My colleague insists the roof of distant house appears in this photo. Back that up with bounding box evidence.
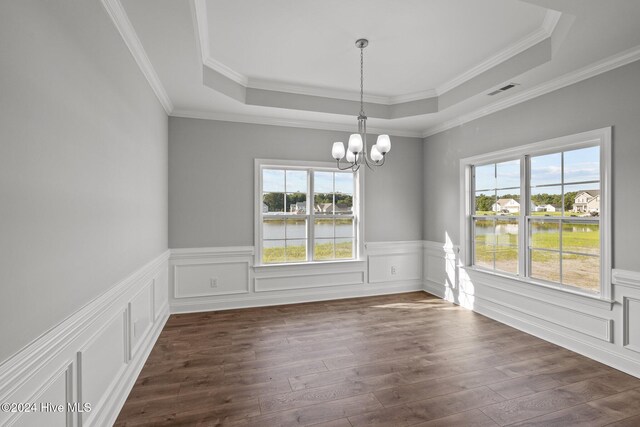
[576,189,600,198]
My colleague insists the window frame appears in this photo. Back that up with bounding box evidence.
[254,159,364,267]
[460,127,612,299]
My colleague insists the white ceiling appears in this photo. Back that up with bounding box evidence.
[205,0,546,97]
[117,0,640,137]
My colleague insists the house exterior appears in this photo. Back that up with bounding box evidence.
[573,190,600,213]
[491,198,520,213]
[543,204,559,212]
[315,203,352,214]
[289,202,306,213]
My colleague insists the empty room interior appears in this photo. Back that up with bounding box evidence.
[3,0,640,426]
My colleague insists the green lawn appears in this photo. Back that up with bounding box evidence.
[263,240,353,263]
[474,222,600,291]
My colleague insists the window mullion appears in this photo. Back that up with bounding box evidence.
[520,155,528,278]
[308,170,314,262]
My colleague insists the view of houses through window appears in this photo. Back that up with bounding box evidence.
[472,145,602,293]
[260,167,356,264]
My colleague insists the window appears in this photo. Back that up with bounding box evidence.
[256,160,360,265]
[462,128,611,297]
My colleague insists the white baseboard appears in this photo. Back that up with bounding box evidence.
[171,280,424,313]
[0,251,170,427]
[423,240,640,379]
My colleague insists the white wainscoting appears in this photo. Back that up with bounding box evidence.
[423,240,640,378]
[169,241,424,313]
[0,251,170,427]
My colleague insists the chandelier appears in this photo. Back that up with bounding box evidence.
[331,39,391,171]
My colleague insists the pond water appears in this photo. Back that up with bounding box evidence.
[474,222,599,235]
[263,219,353,240]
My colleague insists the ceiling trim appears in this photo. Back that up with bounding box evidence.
[435,10,561,95]
[170,109,425,138]
[100,0,173,114]
[192,0,559,105]
[422,44,640,138]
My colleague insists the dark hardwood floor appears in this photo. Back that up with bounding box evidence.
[115,292,640,426]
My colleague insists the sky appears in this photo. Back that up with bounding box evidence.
[263,169,353,194]
[475,146,600,194]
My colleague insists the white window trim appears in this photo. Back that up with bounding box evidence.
[254,158,365,267]
[459,127,612,300]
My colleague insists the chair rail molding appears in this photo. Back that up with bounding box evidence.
[0,250,170,427]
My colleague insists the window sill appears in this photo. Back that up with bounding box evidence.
[253,258,366,272]
[461,266,614,310]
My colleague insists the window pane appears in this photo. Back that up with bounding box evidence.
[495,218,518,274]
[474,242,494,270]
[564,183,600,217]
[475,164,495,191]
[335,218,354,238]
[263,169,285,192]
[495,189,520,216]
[314,218,334,238]
[286,170,307,193]
[564,146,600,184]
[263,192,285,213]
[530,186,562,216]
[335,238,354,259]
[496,219,518,246]
[263,240,285,264]
[495,246,518,274]
[286,239,307,262]
[529,219,559,251]
[496,159,520,189]
[530,250,560,283]
[314,193,333,214]
[562,222,599,255]
[314,171,333,193]
[314,238,334,260]
[334,193,353,215]
[562,254,600,293]
[474,219,495,269]
[335,172,353,195]
[475,218,496,245]
[286,218,306,239]
[286,193,306,214]
[263,218,285,240]
[531,152,561,187]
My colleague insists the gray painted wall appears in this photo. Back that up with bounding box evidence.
[168,118,423,248]
[0,0,168,362]
[423,60,640,271]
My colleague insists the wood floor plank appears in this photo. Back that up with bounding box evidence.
[412,409,499,427]
[480,379,620,425]
[115,292,640,426]
[348,387,504,427]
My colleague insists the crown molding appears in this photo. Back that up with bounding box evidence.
[247,78,392,104]
[435,10,561,96]
[100,0,173,114]
[422,44,640,138]
[191,1,559,106]
[170,109,424,138]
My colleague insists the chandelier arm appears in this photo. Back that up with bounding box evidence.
[336,159,356,171]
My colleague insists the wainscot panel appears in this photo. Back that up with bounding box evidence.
[422,240,640,379]
[169,242,424,313]
[0,251,170,427]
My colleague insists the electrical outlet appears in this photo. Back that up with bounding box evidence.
[391,266,397,275]
[210,278,218,288]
